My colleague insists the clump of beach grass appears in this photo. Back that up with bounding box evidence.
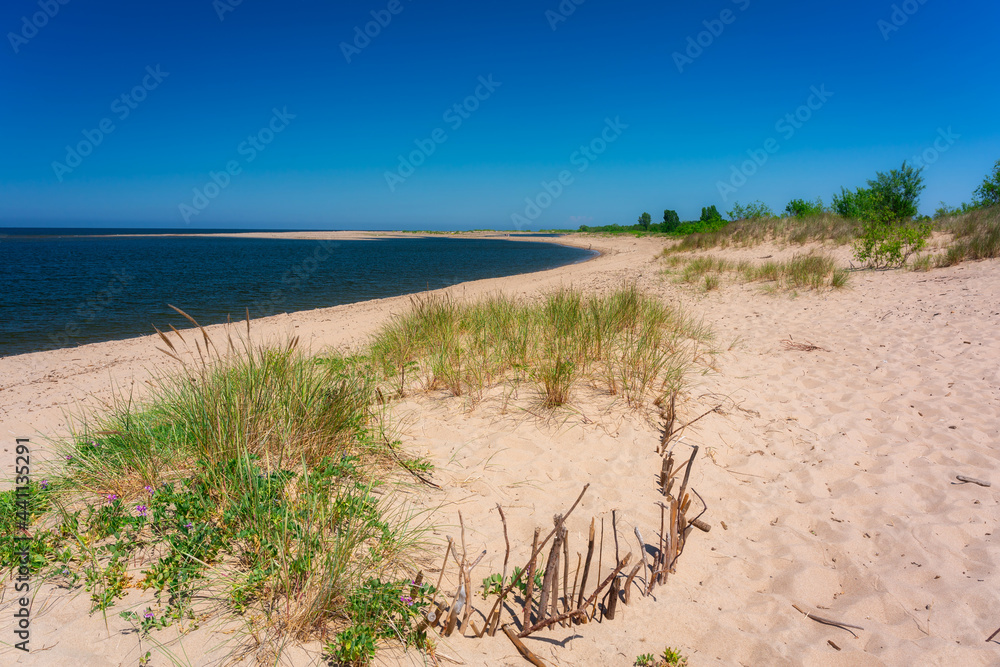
[368,285,712,409]
[3,313,433,663]
[666,252,848,291]
[933,205,1000,266]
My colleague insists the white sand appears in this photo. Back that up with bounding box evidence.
[1,233,998,666]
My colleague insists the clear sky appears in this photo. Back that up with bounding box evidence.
[2,0,998,230]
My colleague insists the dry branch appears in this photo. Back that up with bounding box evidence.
[792,604,865,638]
[502,624,548,667]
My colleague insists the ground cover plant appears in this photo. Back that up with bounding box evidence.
[2,316,432,665]
[665,252,849,291]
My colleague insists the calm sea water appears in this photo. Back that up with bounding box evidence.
[0,230,592,357]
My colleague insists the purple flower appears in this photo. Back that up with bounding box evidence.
[106,493,119,503]
[400,595,414,607]
[143,610,154,620]
[40,480,49,490]
[65,455,73,461]
[184,522,193,529]
[144,485,154,495]
[136,504,149,517]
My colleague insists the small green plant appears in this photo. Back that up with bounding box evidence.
[635,648,689,667]
[703,274,719,291]
[661,646,689,666]
[852,220,931,269]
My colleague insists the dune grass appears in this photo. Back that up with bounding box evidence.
[664,213,861,254]
[666,252,849,291]
[932,205,1000,267]
[368,285,712,409]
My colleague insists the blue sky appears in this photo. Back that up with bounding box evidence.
[1,0,998,229]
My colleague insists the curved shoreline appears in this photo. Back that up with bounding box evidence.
[0,232,601,361]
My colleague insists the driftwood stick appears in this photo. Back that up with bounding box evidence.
[520,553,632,637]
[792,604,865,638]
[986,626,1000,643]
[537,524,561,623]
[561,527,570,616]
[502,624,547,667]
[569,552,581,615]
[481,485,590,631]
[576,518,595,618]
[677,445,698,513]
[634,526,649,590]
[669,496,678,567]
[522,527,541,628]
[623,562,643,605]
[435,538,453,600]
[690,518,712,532]
[605,576,621,620]
[482,504,512,638]
[595,517,604,618]
[498,504,511,580]
[956,475,991,487]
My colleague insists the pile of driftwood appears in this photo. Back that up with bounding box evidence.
[415,440,708,666]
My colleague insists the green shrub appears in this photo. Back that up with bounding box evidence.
[853,220,931,268]
[784,197,825,217]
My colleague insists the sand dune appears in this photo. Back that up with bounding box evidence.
[2,233,998,666]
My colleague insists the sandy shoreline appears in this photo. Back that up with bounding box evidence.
[2,233,999,666]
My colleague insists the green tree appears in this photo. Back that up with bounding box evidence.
[832,162,925,223]
[700,205,722,223]
[662,209,680,231]
[867,161,925,221]
[727,200,774,221]
[972,159,1000,208]
[637,212,652,230]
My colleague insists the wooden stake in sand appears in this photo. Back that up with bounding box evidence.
[522,527,541,628]
[575,518,596,623]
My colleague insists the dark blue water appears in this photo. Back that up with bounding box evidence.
[0,232,594,357]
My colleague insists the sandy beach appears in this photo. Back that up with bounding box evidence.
[2,232,999,666]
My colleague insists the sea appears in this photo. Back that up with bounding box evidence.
[0,229,595,358]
